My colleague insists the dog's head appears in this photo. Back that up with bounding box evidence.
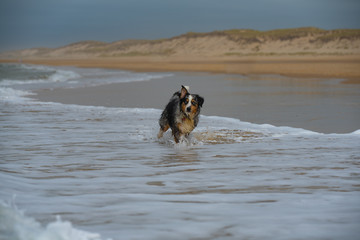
[179,85,204,117]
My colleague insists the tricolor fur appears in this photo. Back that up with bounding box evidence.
[158,85,204,143]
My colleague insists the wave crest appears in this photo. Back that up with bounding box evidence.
[0,202,106,240]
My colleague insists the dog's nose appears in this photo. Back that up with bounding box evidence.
[186,106,191,112]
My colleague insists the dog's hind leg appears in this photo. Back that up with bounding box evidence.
[157,124,169,139]
[157,129,164,139]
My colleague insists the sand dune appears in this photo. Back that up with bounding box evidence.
[1,28,359,82]
[1,27,360,58]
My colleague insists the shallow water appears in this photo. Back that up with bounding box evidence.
[1,64,360,240]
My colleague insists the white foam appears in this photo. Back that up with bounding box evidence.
[19,64,53,71]
[0,87,34,103]
[200,115,319,136]
[0,202,107,240]
[351,129,360,135]
[48,69,80,83]
[0,69,80,87]
[1,64,172,92]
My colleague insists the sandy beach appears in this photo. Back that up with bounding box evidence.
[8,55,360,84]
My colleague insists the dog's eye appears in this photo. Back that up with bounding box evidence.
[184,99,189,104]
[191,100,197,106]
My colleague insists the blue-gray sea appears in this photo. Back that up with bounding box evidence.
[0,63,359,240]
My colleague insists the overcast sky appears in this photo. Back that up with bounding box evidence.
[1,0,359,51]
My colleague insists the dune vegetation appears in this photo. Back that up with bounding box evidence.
[1,27,360,59]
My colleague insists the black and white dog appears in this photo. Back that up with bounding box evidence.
[158,85,204,143]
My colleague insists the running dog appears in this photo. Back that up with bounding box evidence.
[158,85,204,143]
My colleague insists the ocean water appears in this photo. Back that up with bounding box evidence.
[0,63,359,240]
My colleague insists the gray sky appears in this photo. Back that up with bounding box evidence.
[1,0,359,51]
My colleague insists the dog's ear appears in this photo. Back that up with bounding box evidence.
[180,85,189,99]
[196,95,204,107]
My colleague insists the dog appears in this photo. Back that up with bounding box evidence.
[158,85,204,143]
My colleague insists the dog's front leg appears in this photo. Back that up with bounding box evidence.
[173,130,182,143]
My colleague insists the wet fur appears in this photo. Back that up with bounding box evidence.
[158,86,204,143]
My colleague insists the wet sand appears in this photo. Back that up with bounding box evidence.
[34,72,360,134]
[9,56,358,84]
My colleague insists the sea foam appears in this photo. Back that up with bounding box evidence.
[0,202,107,240]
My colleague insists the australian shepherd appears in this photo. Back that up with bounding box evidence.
[158,85,204,143]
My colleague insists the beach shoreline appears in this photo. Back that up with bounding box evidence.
[1,55,359,133]
[1,55,360,83]
[31,71,360,134]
